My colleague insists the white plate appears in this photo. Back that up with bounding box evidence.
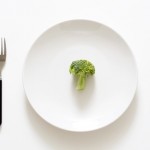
[23,20,137,132]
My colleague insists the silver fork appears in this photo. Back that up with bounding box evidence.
[0,38,6,125]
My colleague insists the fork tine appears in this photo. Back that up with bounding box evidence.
[1,38,3,55]
[3,38,6,55]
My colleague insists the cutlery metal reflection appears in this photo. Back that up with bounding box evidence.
[0,38,6,125]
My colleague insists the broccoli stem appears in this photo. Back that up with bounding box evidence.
[76,73,86,90]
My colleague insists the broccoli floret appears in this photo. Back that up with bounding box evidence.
[69,59,95,90]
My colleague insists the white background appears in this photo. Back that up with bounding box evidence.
[0,0,149,149]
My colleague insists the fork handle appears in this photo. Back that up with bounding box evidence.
[0,79,2,125]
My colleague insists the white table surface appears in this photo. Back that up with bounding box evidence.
[0,0,149,149]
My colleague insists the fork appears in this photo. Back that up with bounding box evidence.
[0,38,6,125]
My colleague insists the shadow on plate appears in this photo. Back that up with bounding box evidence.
[70,75,96,110]
[24,88,138,150]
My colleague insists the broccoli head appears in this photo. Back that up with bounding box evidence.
[69,59,95,90]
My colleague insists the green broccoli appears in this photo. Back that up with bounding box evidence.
[69,59,95,90]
